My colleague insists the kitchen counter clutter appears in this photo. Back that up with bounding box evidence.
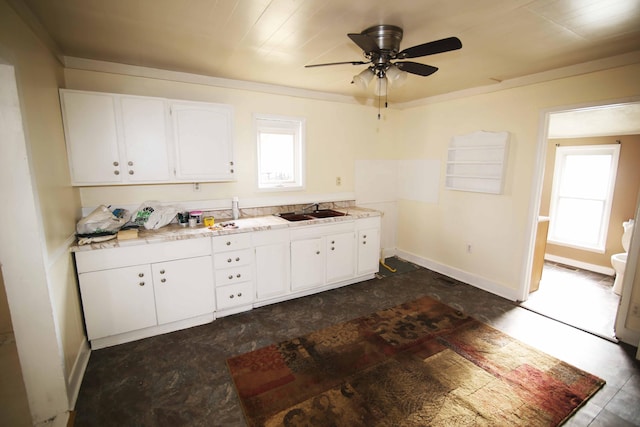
[72,207,381,349]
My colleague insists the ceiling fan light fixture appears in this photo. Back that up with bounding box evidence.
[373,76,388,97]
[385,64,408,87]
[352,68,374,90]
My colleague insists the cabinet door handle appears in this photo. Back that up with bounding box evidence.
[331,247,335,251]
[235,257,240,261]
[160,269,165,274]
[236,274,241,278]
[228,275,233,280]
[161,278,166,283]
[226,241,231,246]
[363,235,367,239]
[128,161,134,166]
[316,251,320,255]
[363,241,367,245]
[113,161,119,166]
[227,258,232,263]
[229,294,234,299]
[114,170,120,175]
[331,240,335,244]
[129,170,134,175]
[138,273,144,277]
[139,281,145,286]
[237,292,242,297]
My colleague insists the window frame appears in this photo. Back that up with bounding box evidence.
[547,144,620,253]
[254,113,305,191]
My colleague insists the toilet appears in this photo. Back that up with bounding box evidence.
[611,219,635,295]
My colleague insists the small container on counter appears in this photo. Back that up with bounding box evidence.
[203,216,215,227]
[189,210,203,225]
[177,211,190,227]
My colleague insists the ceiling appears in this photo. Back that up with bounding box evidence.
[15,0,640,103]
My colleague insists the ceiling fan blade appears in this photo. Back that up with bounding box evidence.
[347,33,380,53]
[398,37,462,59]
[305,60,369,68]
[395,62,438,76]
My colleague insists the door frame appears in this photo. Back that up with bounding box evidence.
[519,96,640,347]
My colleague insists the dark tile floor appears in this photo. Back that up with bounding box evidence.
[521,261,620,341]
[73,262,640,426]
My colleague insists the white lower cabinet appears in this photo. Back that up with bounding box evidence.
[79,264,157,340]
[152,256,215,325]
[254,229,290,300]
[75,238,214,348]
[291,237,326,291]
[290,222,357,292]
[357,217,382,275]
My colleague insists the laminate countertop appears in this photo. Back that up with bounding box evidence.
[71,206,381,252]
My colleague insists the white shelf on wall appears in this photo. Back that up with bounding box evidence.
[445,131,509,194]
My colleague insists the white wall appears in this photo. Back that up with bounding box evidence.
[396,63,640,323]
[0,0,86,424]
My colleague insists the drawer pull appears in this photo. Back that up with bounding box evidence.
[316,251,320,255]
[114,170,120,175]
[363,241,367,245]
[138,281,145,286]
[331,247,335,251]
[229,294,234,299]
[227,258,232,263]
[236,257,240,261]
[237,292,242,297]
[226,241,231,246]
[236,274,241,278]
[138,273,144,278]
[160,278,166,283]
[228,275,233,280]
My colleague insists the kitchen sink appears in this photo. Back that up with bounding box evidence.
[276,209,347,222]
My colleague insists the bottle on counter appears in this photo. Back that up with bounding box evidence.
[232,197,240,220]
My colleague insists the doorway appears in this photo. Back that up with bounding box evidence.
[523,102,640,341]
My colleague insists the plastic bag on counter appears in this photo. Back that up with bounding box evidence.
[133,201,180,230]
[76,205,130,235]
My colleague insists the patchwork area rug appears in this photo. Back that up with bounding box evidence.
[227,296,604,426]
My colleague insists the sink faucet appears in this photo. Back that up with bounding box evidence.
[301,202,319,213]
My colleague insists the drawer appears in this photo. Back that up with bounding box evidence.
[214,248,253,268]
[216,281,254,310]
[212,233,252,253]
[215,265,252,286]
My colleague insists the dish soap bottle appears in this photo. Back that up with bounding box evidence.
[232,196,240,220]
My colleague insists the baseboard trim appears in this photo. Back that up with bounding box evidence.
[544,254,615,276]
[396,250,520,301]
[67,338,90,408]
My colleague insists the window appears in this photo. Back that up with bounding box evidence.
[255,114,305,190]
[548,144,620,252]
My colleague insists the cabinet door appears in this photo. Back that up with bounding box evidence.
[326,232,355,283]
[78,265,156,340]
[152,256,215,325]
[60,90,122,184]
[357,227,381,275]
[255,242,290,300]
[171,102,234,181]
[120,96,171,182]
[291,238,325,291]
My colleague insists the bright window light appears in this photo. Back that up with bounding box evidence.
[255,114,305,190]
[548,144,620,252]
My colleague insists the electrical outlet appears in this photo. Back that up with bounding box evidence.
[336,176,342,186]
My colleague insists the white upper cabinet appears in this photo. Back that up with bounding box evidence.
[60,89,235,186]
[119,96,171,182]
[60,90,122,184]
[170,101,235,182]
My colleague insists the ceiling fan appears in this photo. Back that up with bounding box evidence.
[306,25,462,95]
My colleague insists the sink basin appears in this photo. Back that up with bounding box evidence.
[276,209,348,222]
[308,209,347,218]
